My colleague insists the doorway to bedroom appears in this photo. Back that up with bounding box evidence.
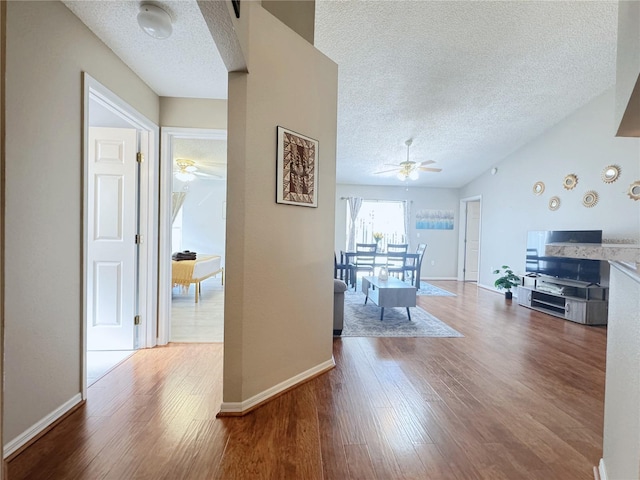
[83,75,158,388]
[160,128,227,344]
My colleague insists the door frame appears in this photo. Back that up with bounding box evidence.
[157,127,227,345]
[82,73,159,397]
[457,195,482,281]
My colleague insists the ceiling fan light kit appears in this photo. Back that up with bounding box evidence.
[375,139,441,181]
[174,158,223,182]
[175,171,196,182]
[137,4,173,40]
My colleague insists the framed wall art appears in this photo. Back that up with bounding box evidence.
[416,209,454,230]
[276,126,319,207]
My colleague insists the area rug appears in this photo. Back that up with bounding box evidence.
[416,282,457,296]
[341,292,463,338]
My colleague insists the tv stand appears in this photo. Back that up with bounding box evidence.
[517,277,608,325]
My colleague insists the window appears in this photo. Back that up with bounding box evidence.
[347,200,406,250]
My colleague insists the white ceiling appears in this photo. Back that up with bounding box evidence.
[63,0,228,99]
[64,0,619,189]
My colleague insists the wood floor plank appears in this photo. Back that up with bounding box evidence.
[7,282,606,480]
[343,444,377,480]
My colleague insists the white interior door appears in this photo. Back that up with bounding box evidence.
[87,126,138,350]
[464,200,481,281]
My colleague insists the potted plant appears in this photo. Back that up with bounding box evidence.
[493,265,520,300]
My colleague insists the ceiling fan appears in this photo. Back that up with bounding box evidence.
[174,158,223,182]
[374,139,442,181]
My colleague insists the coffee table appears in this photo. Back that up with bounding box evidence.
[362,276,417,321]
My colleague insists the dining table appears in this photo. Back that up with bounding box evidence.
[340,250,422,290]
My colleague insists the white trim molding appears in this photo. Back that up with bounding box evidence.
[4,393,82,458]
[219,359,335,415]
[598,458,608,480]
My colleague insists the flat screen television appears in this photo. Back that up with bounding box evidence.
[526,230,602,284]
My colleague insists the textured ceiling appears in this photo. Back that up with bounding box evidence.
[65,0,619,188]
[315,0,618,188]
[173,137,227,180]
[62,0,228,99]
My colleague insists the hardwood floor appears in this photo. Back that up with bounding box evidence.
[171,277,224,342]
[7,281,606,479]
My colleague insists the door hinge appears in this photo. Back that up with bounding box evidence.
[135,234,143,244]
[137,152,144,163]
[134,315,141,325]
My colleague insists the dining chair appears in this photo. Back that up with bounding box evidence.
[334,253,355,288]
[403,243,427,289]
[386,243,409,280]
[352,243,377,285]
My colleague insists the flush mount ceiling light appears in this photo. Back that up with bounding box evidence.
[137,4,173,39]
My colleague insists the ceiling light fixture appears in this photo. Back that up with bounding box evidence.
[374,139,442,180]
[175,171,195,182]
[175,158,196,182]
[137,4,173,40]
[397,140,419,182]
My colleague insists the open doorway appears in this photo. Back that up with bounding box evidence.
[158,128,227,345]
[83,74,158,388]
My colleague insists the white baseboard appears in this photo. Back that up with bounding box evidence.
[423,276,458,281]
[219,358,335,414]
[598,458,608,480]
[4,393,83,458]
[477,282,516,296]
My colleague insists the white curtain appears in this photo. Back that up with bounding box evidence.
[172,192,187,225]
[403,200,411,246]
[347,196,363,251]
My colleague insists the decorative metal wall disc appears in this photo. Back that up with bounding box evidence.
[533,181,545,195]
[582,191,599,208]
[628,181,640,201]
[563,174,578,190]
[549,196,560,211]
[602,165,621,183]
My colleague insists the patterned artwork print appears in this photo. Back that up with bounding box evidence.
[416,209,454,230]
[282,131,316,205]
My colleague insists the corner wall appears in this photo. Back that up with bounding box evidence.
[460,88,640,291]
[223,2,338,408]
[4,0,158,449]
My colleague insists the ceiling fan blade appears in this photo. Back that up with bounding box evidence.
[417,160,436,166]
[374,168,401,175]
[194,171,223,178]
[418,167,442,172]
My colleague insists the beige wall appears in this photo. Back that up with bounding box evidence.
[262,1,315,44]
[4,1,158,446]
[160,97,227,129]
[223,1,338,404]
